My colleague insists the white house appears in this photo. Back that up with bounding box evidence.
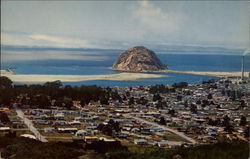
[134,139,148,145]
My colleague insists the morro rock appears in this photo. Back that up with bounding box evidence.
[112,46,167,72]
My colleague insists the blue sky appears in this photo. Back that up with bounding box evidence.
[1,0,249,49]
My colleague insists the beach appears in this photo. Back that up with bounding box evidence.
[161,70,250,78]
[2,72,166,84]
[1,70,248,84]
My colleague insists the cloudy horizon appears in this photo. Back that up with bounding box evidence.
[1,1,249,50]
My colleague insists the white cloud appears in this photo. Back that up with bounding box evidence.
[2,32,93,48]
[29,34,89,47]
[1,50,108,62]
[133,0,184,33]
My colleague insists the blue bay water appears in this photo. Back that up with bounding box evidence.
[2,49,249,87]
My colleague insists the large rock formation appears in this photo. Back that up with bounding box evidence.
[112,46,167,72]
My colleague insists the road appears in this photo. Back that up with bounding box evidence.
[14,106,48,142]
[124,114,197,144]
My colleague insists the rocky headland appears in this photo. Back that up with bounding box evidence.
[112,46,167,72]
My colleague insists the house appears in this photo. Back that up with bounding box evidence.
[84,136,99,143]
[0,127,11,133]
[99,137,116,142]
[57,128,78,133]
[157,141,183,148]
[207,127,218,136]
[54,113,64,120]
[35,120,50,125]
[157,141,169,148]
[53,120,68,126]
[69,121,81,125]
[44,127,55,133]
[75,130,88,136]
[117,133,129,138]
[134,139,148,145]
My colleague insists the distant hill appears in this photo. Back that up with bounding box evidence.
[112,46,167,72]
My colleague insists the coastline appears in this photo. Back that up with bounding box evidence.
[1,69,248,84]
[1,72,166,84]
[111,68,249,78]
[159,70,250,78]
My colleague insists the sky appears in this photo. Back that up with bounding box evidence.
[1,0,249,50]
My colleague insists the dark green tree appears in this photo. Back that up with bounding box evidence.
[190,104,197,113]
[168,109,176,117]
[0,76,13,89]
[0,112,10,123]
[159,116,166,125]
[128,97,134,105]
[240,115,247,126]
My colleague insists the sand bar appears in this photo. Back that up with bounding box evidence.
[111,68,249,77]
[159,70,249,78]
[2,72,166,84]
[1,69,248,84]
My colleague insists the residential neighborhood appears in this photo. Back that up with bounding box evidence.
[1,78,249,150]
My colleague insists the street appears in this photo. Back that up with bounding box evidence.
[14,106,48,142]
[124,114,197,144]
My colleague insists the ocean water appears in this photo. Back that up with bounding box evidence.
[1,47,250,87]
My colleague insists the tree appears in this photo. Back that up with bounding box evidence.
[54,97,64,107]
[221,89,226,96]
[100,96,109,105]
[222,115,230,127]
[196,100,201,105]
[0,76,12,89]
[159,117,166,125]
[207,93,213,99]
[172,82,188,89]
[224,124,234,133]
[168,109,176,117]
[243,127,249,138]
[110,90,122,102]
[0,90,12,106]
[207,118,214,126]
[0,112,10,123]
[190,104,197,114]
[176,95,182,101]
[240,115,247,126]
[44,80,62,89]
[128,97,134,105]
[98,119,120,136]
[240,100,246,108]
[21,96,29,105]
[201,99,209,107]
[125,91,130,97]
[31,94,51,108]
[222,115,234,133]
[153,94,162,102]
[44,80,62,98]
[63,97,73,110]
[184,100,188,107]
[136,97,148,105]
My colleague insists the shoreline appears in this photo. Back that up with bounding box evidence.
[1,72,167,84]
[111,68,249,78]
[1,69,249,84]
[159,70,250,78]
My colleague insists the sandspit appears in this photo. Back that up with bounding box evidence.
[160,70,250,78]
[2,73,166,84]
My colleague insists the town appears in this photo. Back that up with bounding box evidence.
[0,76,249,152]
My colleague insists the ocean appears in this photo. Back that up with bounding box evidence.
[1,46,250,87]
